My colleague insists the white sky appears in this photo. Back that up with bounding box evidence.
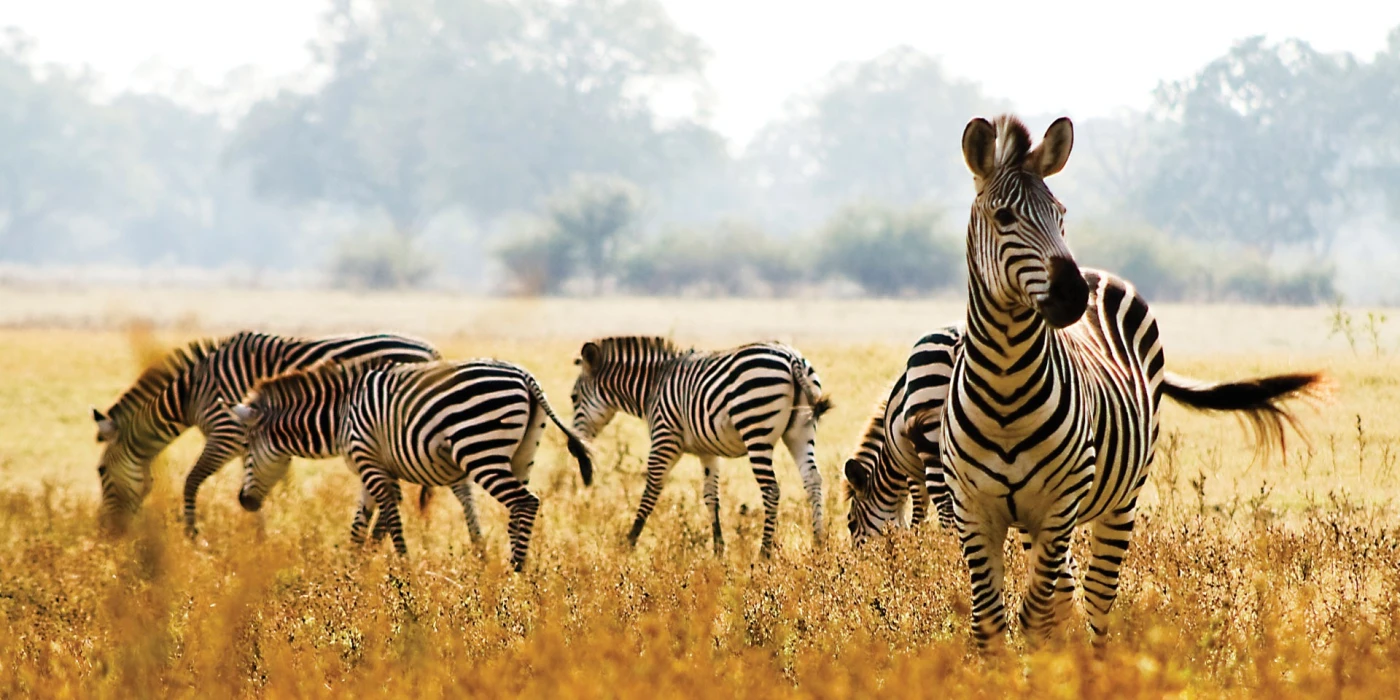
[3,0,1397,148]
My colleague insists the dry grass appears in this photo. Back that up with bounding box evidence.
[3,295,1400,697]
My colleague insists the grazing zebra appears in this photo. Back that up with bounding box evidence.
[231,358,593,571]
[844,325,962,543]
[941,114,1326,647]
[91,330,443,536]
[570,337,831,557]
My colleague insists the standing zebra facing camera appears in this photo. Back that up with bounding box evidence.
[569,336,831,558]
[940,113,1328,648]
[231,357,593,571]
[91,330,446,537]
[844,325,963,544]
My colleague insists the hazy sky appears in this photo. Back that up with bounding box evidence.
[5,0,1397,147]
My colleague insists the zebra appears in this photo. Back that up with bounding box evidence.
[231,358,593,571]
[844,325,963,544]
[941,114,1326,648]
[570,336,831,557]
[91,330,445,537]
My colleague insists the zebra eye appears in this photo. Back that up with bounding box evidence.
[993,208,1016,227]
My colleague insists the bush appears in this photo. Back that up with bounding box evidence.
[620,223,804,297]
[814,202,961,296]
[329,232,434,290]
[1072,222,1207,302]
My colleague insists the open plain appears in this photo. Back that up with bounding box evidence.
[2,289,1399,697]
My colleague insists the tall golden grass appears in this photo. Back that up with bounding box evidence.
[1,310,1398,697]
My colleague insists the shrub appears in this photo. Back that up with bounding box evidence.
[329,232,434,290]
[620,223,804,297]
[814,202,960,296]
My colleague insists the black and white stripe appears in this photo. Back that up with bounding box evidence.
[233,358,593,571]
[91,331,441,535]
[571,337,831,557]
[943,114,1325,647]
[844,325,962,543]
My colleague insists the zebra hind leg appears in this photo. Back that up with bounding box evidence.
[470,464,539,572]
[699,455,724,555]
[745,443,781,558]
[1084,505,1137,645]
[781,419,824,546]
[450,479,485,551]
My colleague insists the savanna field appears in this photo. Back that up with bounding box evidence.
[4,288,1400,697]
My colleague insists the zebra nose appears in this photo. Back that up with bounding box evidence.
[238,490,263,512]
[1040,256,1089,328]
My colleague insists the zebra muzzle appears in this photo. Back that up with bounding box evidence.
[238,490,263,512]
[1037,257,1090,329]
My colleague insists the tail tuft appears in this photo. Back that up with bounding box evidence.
[811,394,834,422]
[567,436,594,487]
[418,485,435,513]
[1162,370,1331,460]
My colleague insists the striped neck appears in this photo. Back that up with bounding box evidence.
[598,355,672,417]
[962,267,1057,393]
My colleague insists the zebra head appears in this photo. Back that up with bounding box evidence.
[961,115,1087,329]
[844,454,909,546]
[569,340,621,440]
[227,394,294,513]
[92,407,150,533]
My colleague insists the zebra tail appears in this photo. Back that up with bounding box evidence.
[526,375,595,487]
[791,356,833,421]
[1161,370,1331,459]
[417,484,435,513]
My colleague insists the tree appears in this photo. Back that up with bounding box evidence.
[1140,36,1361,256]
[0,30,120,261]
[227,0,723,244]
[815,201,960,297]
[743,47,1008,231]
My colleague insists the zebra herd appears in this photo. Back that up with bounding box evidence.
[91,113,1325,647]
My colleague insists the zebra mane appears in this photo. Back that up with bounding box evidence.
[992,114,1033,169]
[589,336,687,362]
[244,354,401,405]
[106,336,224,423]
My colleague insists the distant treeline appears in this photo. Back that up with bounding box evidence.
[2,10,1398,303]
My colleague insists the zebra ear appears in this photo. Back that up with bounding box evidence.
[1030,117,1073,178]
[93,407,117,442]
[231,404,258,425]
[962,117,997,181]
[844,459,871,493]
[579,342,601,372]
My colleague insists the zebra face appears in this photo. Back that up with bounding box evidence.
[229,401,291,511]
[92,409,150,532]
[843,458,906,545]
[962,116,1088,329]
[571,354,617,440]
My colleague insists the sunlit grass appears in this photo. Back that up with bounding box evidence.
[2,315,1399,697]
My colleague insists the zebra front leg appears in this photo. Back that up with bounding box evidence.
[470,464,539,572]
[781,420,824,546]
[699,455,724,555]
[181,429,244,537]
[627,434,682,549]
[350,486,377,546]
[956,504,1011,649]
[450,479,485,551]
[355,460,407,556]
[1084,505,1138,645]
[1016,521,1079,645]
